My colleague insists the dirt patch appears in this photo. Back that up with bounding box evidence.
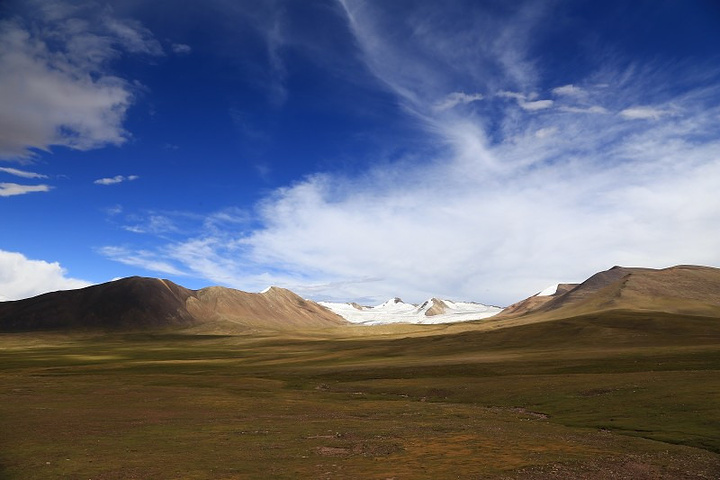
[316,446,352,457]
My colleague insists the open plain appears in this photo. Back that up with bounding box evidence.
[2,308,719,479]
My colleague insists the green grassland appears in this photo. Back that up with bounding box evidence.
[1,311,720,479]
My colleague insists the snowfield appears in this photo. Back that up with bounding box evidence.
[536,284,559,296]
[319,297,503,325]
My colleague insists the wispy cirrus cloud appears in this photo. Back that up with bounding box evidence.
[0,0,163,160]
[123,215,178,235]
[97,246,186,276]
[99,207,255,283]
[94,175,139,185]
[100,0,720,305]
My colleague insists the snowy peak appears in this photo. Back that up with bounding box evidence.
[378,297,410,309]
[319,296,503,325]
[260,286,285,294]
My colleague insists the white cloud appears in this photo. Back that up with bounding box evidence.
[520,99,553,111]
[434,92,484,111]
[0,1,162,160]
[237,108,720,305]
[0,249,90,301]
[94,175,139,185]
[496,90,525,102]
[559,105,608,114]
[0,167,48,179]
[0,182,52,197]
[620,106,672,120]
[497,91,553,111]
[552,84,585,96]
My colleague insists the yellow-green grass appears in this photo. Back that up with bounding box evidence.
[1,311,719,479]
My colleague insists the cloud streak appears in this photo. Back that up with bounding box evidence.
[94,175,139,185]
[0,167,48,179]
[619,106,674,120]
[0,182,52,197]
[434,92,484,111]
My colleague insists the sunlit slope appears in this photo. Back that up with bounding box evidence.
[186,285,347,331]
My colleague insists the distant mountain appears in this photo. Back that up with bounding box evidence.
[320,297,502,325]
[496,265,720,321]
[186,285,347,331]
[0,277,346,332]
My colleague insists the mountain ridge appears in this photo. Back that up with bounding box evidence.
[0,277,346,332]
[495,265,720,321]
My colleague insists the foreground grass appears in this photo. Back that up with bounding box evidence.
[1,312,719,479]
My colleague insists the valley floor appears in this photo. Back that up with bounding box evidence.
[1,313,719,479]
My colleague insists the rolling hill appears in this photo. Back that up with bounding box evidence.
[496,265,720,322]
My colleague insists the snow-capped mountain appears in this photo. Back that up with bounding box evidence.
[319,297,503,325]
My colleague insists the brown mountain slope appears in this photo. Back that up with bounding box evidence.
[0,278,347,332]
[187,286,347,331]
[0,277,196,331]
[496,265,720,321]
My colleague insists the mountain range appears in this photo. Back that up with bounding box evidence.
[1,265,719,332]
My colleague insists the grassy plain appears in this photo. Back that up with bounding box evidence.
[1,311,719,479]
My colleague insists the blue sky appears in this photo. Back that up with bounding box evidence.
[1,0,719,305]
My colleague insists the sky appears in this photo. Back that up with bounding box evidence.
[1,0,719,306]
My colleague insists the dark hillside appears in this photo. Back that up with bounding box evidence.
[0,277,196,331]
